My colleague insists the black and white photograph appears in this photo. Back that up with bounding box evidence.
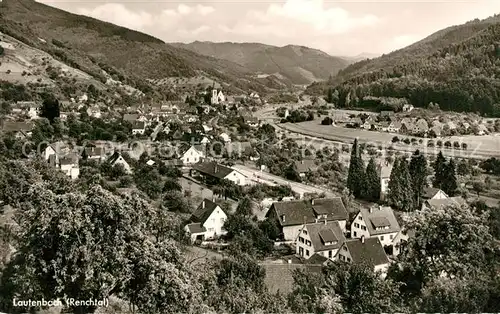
[0,0,500,312]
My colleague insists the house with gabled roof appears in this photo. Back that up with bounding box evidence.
[387,121,401,133]
[108,152,132,174]
[422,187,448,200]
[335,237,390,275]
[0,121,33,139]
[184,198,228,242]
[422,196,467,210]
[131,121,146,135]
[266,197,349,241]
[296,220,346,261]
[82,146,106,162]
[180,145,205,165]
[294,159,319,177]
[190,161,248,186]
[378,163,393,200]
[350,205,401,248]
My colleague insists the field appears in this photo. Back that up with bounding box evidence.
[278,120,500,159]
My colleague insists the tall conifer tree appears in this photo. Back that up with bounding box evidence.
[399,157,415,211]
[387,158,402,208]
[347,138,365,198]
[433,151,447,189]
[442,159,458,196]
[365,157,381,202]
[409,150,428,210]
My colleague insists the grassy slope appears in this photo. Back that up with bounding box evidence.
[172,41,350,85]
[0,0,277,93]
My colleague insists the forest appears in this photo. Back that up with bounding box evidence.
[312,23,500,117]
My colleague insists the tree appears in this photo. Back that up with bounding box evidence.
[387,157,414,211]
[235,196,253,217]
[472,180,485,197]
[409,150,428,209]
[39,93,60,123]
[432,151,447,189]
[347,138,366,198]
[442,159,458,196]
[364,157,381,202]
[387,158,402,208]
[163,178,182,192]
[321,116,333,125]
[162,190,190,213]
[392,136,400,143]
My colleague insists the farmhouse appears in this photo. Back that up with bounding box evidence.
[184,198,228,243]
[191,161,248,186]
[296,220,346,261]
[266,198,349,241]
[422,196,467,210]
[422,187,448,200]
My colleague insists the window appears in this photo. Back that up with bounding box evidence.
[390,234,394,240]
[303,230,308,235]
[328,251,332,258]
[299,247,304,256]
[306,250,309,256]
[187,158,190,162]
[343,246,347,251]
[353,231,357,237]
[306,240,311,246]
[299,237,305,243]
[358,216,363,220]
[346,257,351,262]
[220,218,225,224]
[354,223,359,228]
[361,226,367,231]
[380,235,384,241]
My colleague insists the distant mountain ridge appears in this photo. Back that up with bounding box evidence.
[0,0,288,95]
[171,41,350,85]
[306,14,500,117]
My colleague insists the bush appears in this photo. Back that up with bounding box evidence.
[392,136,400,143]
[321,116,333,125]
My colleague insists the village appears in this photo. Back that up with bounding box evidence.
[2,81,499,298]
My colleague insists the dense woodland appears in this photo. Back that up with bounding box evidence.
[310,20,500,117]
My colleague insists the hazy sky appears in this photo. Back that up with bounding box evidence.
[37,0,500,56]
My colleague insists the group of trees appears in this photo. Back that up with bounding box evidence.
[346,138,381,202]
[319,23,500,117]
[432,151,459,196]
[386,150,428,211]
[281,109,315,123]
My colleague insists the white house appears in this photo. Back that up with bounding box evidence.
[191,161,249,186]
[378,164,393,200]
[220,133,231,143]
[131,121,146,135]
[335,237,390,276]
[202,124,213,133]
[43,142,71,163]
[350,206,401,248]
[58,155,80,180]
[266,198,349,241]
[108,152,132,174]
[184,199,228,242]
[296,220,346,261]
[402,104,414,112]
[200,137,211,145]
[180,145,205,165]
[86,106,102,118]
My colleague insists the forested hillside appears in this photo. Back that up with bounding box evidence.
[308,15,500,117]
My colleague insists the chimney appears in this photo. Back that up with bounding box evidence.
[202,201,205,209]
[361,236,365,244]
[287,259,292,264]
[281,214,286,222]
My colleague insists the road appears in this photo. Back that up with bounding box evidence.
[232,164,335,198]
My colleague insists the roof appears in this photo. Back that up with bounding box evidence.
[311,198,349,221]
[269,200,317,226]
[359,206,401,236]
[83,146,104,157]
[304,221,346,252]
[191,162,235,179]
[131,121,146,129]
[307,253,330,265]
[295,159,318,174]
[344,237,389,267]
[59,154,79,165]
[1,121,33,132]
[185,223,207,234]
[269,198,348,227]
[261,263,322,294]
[422,187,447,199]
[191,199,222,224]
[108,152,126,164]
[425,196,467,209]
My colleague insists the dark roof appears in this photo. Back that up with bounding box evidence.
[311,198,349,221]
[344,237,389,267]
[261,263,322,294]
[307,253,329,265]
[268,200,317,227]
[131,121,146,129]
[305,221,345,252]
[59,154,79,165]
[185,223,206,234]
[108,152,125,164]
[359,206,400,236]
[269,198,348,227]
[83,146,104,157]
[191,161,234,179]
[191,199,222,224]
[295,159,318,174]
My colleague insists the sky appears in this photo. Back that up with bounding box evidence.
[36,0,500,56]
